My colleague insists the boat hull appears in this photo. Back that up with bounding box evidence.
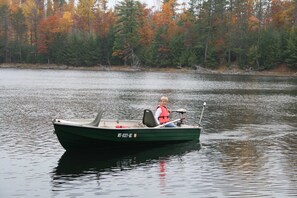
[53,123,201,151]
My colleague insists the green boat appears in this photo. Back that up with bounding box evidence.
[53,103,206,151]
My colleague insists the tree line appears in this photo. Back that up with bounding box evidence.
[1,0,297,70]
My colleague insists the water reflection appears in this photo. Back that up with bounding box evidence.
[52,142,201,191]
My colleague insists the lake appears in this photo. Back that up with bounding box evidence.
[0,68,296,197]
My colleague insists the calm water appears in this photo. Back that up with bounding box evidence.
[0,68,296,198]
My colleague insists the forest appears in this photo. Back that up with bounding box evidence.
[1,0,297,70]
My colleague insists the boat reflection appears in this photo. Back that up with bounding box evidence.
[52,142,201,179]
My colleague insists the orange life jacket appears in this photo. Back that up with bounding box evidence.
[157,105,170,124]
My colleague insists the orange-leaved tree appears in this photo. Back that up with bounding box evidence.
[38,12,73,62]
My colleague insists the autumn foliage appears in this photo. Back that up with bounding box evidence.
[0,0,297,70]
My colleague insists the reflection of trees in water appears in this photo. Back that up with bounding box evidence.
[206,79,296,132]
[209,131,297,196]
[213,141,269,197]
[217,141,264,173]
[279,134,297,184]
[219,76,260,131]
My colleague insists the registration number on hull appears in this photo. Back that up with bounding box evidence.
[117,133,137,138]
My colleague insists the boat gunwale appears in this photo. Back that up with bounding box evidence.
[53,119,202,130]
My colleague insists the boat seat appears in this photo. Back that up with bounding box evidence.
[86,111,104,126]
[142,109,159,127]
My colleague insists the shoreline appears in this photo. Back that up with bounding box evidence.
[1,63,296,77]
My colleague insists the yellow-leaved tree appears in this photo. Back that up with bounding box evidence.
[77,0,96,32]
[22,0,44,46]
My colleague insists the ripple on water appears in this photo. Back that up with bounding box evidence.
[1,69,297,197]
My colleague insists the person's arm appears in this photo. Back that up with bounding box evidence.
[154,108,162,124]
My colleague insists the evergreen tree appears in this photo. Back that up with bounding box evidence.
[152,26,172,67]
[102,27,117,66]
[50,33,67,64]
[258,30,282,69]
[63,31,84,66]
[285,29,297,69]
[0,3,9,63]
[113,0,141,66]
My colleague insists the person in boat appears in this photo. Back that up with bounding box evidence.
[154,96,176,127]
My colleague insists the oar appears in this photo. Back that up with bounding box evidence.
[198,102,206,126]
[154,118,182,128]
